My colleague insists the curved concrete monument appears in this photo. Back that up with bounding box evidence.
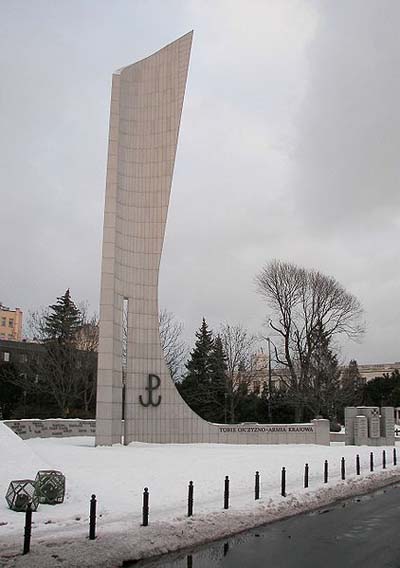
[96,33,329,446]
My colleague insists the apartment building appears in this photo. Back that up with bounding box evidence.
[0,304,23,341]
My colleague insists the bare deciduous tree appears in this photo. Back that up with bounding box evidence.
[159,309,187,381]
[75,310,99,414]
[219,323,258,423]
[255,259,364,421]
[120,307,187,383]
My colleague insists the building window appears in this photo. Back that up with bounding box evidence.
[1,318,6,326]
[9,319,14,328]
[3,352,10,362]
[20,354,28,363]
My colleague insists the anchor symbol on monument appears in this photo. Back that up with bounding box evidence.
[139,374,162,407]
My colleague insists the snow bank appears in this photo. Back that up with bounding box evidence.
[0,436,399,567]
[0,423,47,487]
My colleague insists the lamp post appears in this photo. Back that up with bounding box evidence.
[266,337,273,423]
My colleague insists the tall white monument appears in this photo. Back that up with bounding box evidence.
[95,33,330,446]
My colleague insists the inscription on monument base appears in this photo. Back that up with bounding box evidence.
[369,416,380,438]
[218,425,314,434]
[354,415,368,445]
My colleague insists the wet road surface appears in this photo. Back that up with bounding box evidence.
[129,484,400,568]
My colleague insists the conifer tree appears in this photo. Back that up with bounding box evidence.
[184,318,214,383]
[44,289,81,343]
[178,321,232,423]
[39,290,84,416]
[178,318,213,419]
[341,359,364,406]
[208,335,228,423]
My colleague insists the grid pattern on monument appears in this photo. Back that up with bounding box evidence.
[96,32,219,445]
[95,34,331,446]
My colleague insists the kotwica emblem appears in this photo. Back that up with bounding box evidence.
[139,374,162,407]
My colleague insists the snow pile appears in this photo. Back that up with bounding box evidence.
[0,436,400,567]
[0,423,47,489]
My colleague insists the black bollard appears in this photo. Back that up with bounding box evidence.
[281,467,286,497]
[370,452,374,472]
[224,476,230,510]
[142,487,149,526]
[394,448,397,466]
[383,450,386,469]
[255,471,260,500]
[188,481,194,517]
[356,454,360,476]
[89,494,97,540]
[304,463,309,489]
[341,457,346,481]
[324,460,328,484]
[23,502,32,555]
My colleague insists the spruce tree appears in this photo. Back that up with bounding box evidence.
[178,322,232,423]
[208,335,228,423]
[178,318,215,420]
[341,359,364,407]
[44,289,81,343]
[40,290,83,416]
[185,318,214,383]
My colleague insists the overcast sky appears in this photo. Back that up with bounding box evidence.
[1,0,399,364]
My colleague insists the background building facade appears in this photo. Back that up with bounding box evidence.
[0,304,22,341]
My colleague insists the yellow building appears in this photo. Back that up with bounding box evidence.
[0,304,23,341]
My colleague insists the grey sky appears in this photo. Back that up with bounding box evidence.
[0,1,398,364]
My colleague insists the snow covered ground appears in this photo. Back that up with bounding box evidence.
[1,423,400,567]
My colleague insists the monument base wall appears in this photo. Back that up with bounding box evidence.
[345,406,395,446]
[4,419,330,445]
[3,419,96,440]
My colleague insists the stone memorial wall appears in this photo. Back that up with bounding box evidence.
[3,419,96,440]
[345,406,395,446]
[3,419,330,445]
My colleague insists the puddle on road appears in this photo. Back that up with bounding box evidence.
[123,538,235,568]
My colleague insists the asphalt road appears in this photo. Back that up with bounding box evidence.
[132,483,400,568]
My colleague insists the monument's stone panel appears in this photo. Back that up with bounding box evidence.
[4,419,96,439]
[96,32,197,445]
[368,408,381,438]
[345,406,395,446]
[354,415,368,446]
[381,407,395,444]
[95,33,330,446]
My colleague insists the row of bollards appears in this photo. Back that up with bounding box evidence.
[224,476,229,510]
[299,448,397,490]
[21,447,399,554]
[188,481,194,516]
[255,471,260,500]
[22,502,32,555]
